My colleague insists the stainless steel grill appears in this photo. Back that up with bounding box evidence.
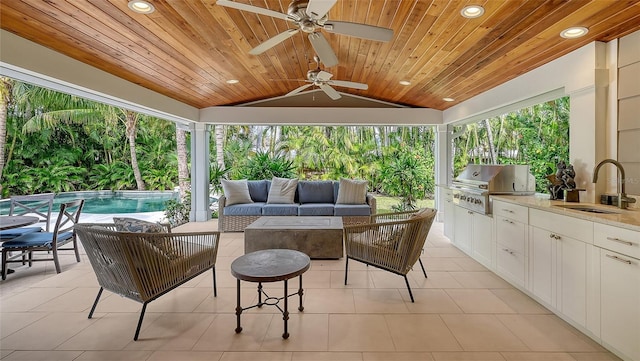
[450,164,535,214]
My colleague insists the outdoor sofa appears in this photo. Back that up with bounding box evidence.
[218,178,376,232]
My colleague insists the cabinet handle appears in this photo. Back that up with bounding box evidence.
[606,237,634,247]
[502,248,514,255]
[502,219,514,224]
[549,233,561,240]
[605,254,633,265]
[502,209,514,213]
[468,211,474,215]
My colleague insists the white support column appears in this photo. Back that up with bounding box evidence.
[434,124,449,222]
[190,122,211,221]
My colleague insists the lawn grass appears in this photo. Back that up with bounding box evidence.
[374,195,435,214]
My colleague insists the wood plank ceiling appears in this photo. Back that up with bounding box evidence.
[1,0,640,111]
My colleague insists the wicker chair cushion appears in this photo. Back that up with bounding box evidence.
[113,218,179,260]
[334,204,371,216]
[298,181,334,203]
[221,179,254,206]
[2,231,72,248]
[222,202,265,216]
[298,203,335,216]
[336,178,368,204]
[262,203,299,216]
[113,217,166,233]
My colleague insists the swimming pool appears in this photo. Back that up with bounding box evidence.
[0,191,179,214]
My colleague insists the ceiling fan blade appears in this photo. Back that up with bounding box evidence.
[216,0,292,21]
[308,32,338,67]
[306,0,337,20]
[249,29,299,55]
[286,83,314,96]
[328,80,368,90]
[319,84,341,100]
[324,21,394,42]
[316,70,334,81]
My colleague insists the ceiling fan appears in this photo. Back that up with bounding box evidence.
[285,57,368,100]
[216,0,394,67]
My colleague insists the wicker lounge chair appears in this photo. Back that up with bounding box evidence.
[343,208,437,302]
[75,223,220,341]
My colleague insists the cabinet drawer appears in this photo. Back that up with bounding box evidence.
[594,223,640,259]
[496,216,525,253]
[530,208,593,243]
[497,247,525,286]
[494,200,528,223]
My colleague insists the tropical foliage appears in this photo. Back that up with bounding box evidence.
[1,79,570,204]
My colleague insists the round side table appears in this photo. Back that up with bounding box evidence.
[230,249,311,339]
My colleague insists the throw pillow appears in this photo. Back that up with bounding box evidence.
[113,217,179,260]
[336,178,368,204]
[113,217,167,233]
[221,179,254,206]
[267,177,298,204]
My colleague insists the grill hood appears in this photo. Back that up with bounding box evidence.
[453,164,535,194]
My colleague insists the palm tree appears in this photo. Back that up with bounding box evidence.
[176,127,189,198]
[0,77,13,180]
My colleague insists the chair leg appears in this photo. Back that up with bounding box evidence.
[73,237,81,262]
[1,250,7,280]
[134,302,148,341]
[344,257,349,285]
[88,287,104,319]
[419,258,428,278]
[212,266,217,297]
[404,275,415,303]
[53,248,61,273]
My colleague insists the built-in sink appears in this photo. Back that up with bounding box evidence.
[554,204,621,214]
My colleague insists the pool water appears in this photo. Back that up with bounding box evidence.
[1,191,178,215]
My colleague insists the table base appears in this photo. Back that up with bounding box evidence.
[235,275,304,339]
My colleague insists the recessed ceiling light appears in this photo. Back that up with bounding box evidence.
[461,5,484,19]
[560,26,589,39]
[399,80,411,86]
[226,79,239,84]
[443,97,455,102]
[128,1,155,14]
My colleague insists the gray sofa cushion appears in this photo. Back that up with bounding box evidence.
[223,203,265,216]
[298,203,335,216]
[298,181,334,204]
[248,180,270,202]
[334,204,371,216]
[262,204,299,216]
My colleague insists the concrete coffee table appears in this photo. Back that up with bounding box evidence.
[244,216,343,259]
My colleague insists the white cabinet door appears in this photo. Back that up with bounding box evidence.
[472,212,493,268]
[496,214,527,288]
[444,190,455,240]
[557,235,587,327]
[600,249,640,361]
[530,226,554,306]
[453,205,472,254]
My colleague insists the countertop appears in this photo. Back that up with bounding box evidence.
[491,195,640,232]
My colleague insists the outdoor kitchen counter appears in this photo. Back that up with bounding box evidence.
[491,194,640,231]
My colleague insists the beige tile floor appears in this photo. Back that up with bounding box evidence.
[0,220,622,361]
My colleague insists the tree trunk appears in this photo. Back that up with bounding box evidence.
[176,126,189,199]
[485,119,497,163]
[125,110,145,190]
[0,77,13,181]
[215,124,225,168]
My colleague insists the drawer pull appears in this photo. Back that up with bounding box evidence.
[606,237,634,247]
[502,248,514,255]
[502,209,514,213]
[605,254,632,265]
[549,233,561,240]
[502,219,514,224]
